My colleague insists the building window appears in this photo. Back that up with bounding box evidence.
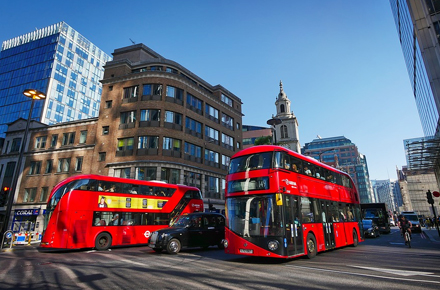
[161,168,180,184]
[98,152,106,161]
[222,133,234,149]
[114,168,131,178]
[205,149,219,167]
[138,136,159,149]
[184,142,202,158]
[40,187,49,202]
[29,161,41,175]
[79,131,87,144]
[62,132,75,145]
[75,157,83,171]
[205,126,219,142]
[142,84,162,96]
[11,138,21,152]
[50,135,58,148]
[205,176,220,199]
[45,160,53,174]
[120,111,136,124]
[117,137,134,151]
[280,125,288,138]
[221,113,234,130]
[35,136,47,149]
[184,171,201,188]
[57,158,71,172]
[185,117,202,134]
[24,188,37,203]
[280,104,285,113]
[166,67,178,74]
[108,86,113,91]
[123,85,139,99]
[205,104,219,122]
[222,155,231,169]
[166,85,184,101]
[165,111,182,125]
[102,126,109,135]
[221,94,233,107]
[186,93,202,113]
[136,167,157,181]
[140,109,160,121]
[236,122,240,130]
[105,101,112,108]
[163,137,181,152]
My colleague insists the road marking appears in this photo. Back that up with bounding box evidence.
[288,265,440,285]
[350,265,435,277]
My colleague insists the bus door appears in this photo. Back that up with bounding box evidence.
[284,195,304,256]
[321,200,335,250]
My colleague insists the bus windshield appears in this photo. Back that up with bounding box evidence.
[226,194,283,237]
[228,152,273,174]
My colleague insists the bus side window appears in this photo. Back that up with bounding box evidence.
[291,157,300,173]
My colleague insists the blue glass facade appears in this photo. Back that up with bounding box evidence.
[390,0,440,137]
[302,136,374,203]
[0,22,111,138]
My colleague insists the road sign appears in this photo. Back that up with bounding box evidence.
[432,191,440,197]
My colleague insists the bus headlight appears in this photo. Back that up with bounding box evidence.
[268,240,279,251]
[223,239,229,248]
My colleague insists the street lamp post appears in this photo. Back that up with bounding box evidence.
[1,89,46,240]
[267,118,282,145]
[318,148,336,162]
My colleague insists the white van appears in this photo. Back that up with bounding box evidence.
[401,211,421,233]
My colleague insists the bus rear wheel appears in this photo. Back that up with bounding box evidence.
[166,238,181,254]
[95,232,112,251]
[306,233,317,259]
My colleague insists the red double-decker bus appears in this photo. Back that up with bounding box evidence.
[224,145,363,259]
[40,174,203,251]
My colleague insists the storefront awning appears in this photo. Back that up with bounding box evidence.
[404,136,440,170]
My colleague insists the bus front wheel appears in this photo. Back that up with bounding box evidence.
[352,230,358,247]
[306,233,317,259]
[95,232,112,251]
[166,238,181,254]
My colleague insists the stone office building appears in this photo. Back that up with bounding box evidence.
[1,43,242,234]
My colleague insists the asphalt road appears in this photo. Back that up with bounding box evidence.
[1,227,439,290]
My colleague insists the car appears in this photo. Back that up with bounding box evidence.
[148,212,225,254]
[401,212,422,233]
[362,219,380,238]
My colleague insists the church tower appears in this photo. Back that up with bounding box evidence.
[272,81,300,152]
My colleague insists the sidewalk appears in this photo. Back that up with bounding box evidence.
[1,241,40,253]
[422,228,440,243]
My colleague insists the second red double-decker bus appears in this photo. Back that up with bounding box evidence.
[224,145,363,259]
[40,174,203,251]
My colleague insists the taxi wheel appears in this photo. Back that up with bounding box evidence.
[166,238,181,254]
[95,232,112,251]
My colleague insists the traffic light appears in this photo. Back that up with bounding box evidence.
[0,186,10,207]
[426,190,434,205]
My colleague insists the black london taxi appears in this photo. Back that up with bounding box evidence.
[148,212,225,254]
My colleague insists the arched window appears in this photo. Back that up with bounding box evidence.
[280,104,285,113]
[280,125,288,138]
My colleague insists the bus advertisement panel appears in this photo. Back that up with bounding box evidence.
[40,174,203,251]
[223,145,363,259]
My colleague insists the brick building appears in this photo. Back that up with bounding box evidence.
[0,43,242,235]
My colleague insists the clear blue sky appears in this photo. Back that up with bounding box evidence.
[0,1,424,181]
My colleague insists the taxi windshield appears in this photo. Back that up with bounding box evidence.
[172,215,192,227]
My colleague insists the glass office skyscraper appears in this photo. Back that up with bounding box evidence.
[390,1,440,184]
[389,0,440,138]
[0,22,111,138]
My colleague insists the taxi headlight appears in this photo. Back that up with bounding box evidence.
[268,240,279,251]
